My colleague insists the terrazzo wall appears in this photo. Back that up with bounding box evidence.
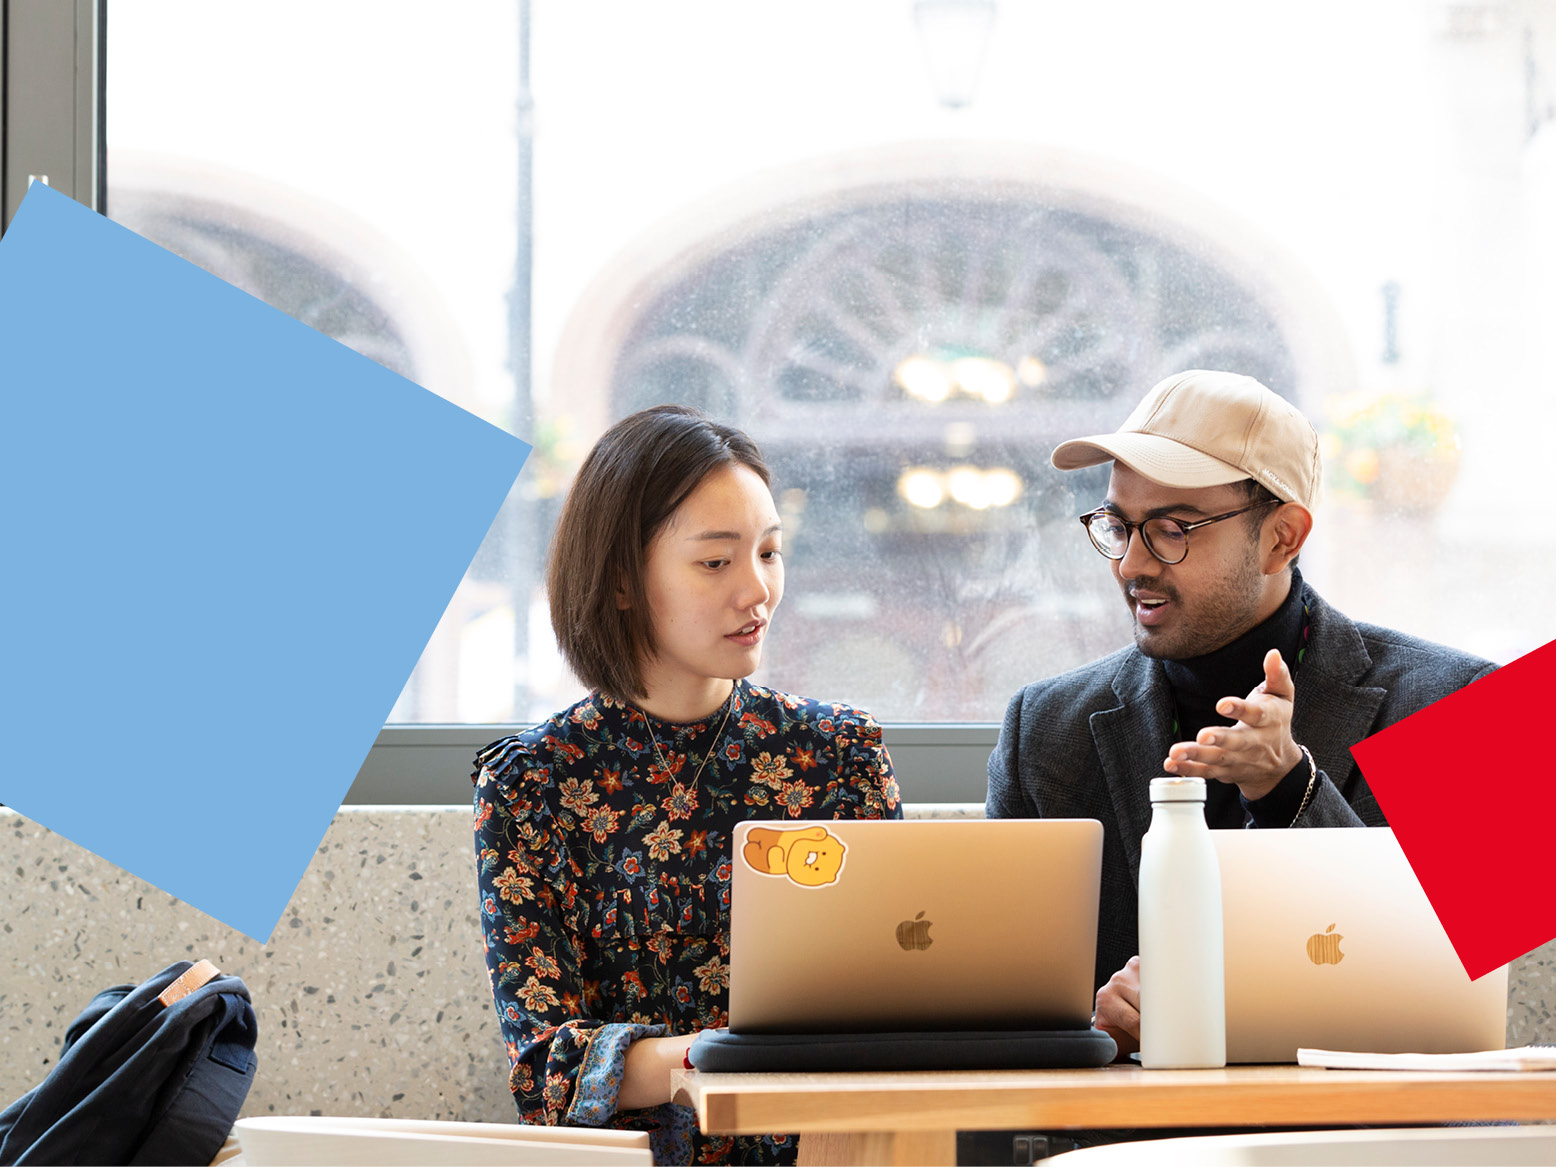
[2,806,512,1122]
[2,804,1552,1122]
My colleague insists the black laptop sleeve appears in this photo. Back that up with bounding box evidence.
[688,1027,1117,1072]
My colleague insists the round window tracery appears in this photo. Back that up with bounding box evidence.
[609,186,1301,719]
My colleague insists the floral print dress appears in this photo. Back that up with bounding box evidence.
[473,679,902,1165]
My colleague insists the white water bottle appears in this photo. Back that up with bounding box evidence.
[1138,776,1226,1068]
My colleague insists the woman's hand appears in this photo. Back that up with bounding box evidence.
[618,1034,696,1111]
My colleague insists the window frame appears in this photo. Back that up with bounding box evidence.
[2,0,104,225]
[5,6,999,806]
[346,723,1001,806]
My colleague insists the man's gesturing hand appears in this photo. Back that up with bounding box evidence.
[1163,648,1304,801]
[1093,955,1140,1062]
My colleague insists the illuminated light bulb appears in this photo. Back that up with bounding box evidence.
[984,468,1023,507]
[947,465,990,509]
[1017,356,1048,387]
[894,355,952,403]
[898,468,946,509]
[952,356,1016,404]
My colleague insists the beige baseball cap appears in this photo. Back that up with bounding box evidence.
[1051,369,1321,509]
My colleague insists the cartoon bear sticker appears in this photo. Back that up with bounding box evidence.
[741,825,847,888]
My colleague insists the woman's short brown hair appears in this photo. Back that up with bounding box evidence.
[546,404,771,702]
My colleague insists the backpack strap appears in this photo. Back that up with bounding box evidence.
[156,960,221,1008]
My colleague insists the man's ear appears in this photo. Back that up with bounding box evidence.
[1263,503,1313,573]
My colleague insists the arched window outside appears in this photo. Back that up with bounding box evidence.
[601,188,1299,719]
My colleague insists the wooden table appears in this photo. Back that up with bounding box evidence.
[672,1065,1556,1165]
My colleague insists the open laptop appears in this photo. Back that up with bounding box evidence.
[1216,827,1508,1063]
[728,818,1102,1034]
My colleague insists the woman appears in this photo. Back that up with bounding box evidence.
[473,405,901,1165]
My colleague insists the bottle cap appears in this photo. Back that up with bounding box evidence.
[1149,776,1207,802]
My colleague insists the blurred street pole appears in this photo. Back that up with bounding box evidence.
[509,0,535,720]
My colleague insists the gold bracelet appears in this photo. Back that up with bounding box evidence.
[1289,744,1319,827]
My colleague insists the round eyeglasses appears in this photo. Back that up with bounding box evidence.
[1078,499,1280,565]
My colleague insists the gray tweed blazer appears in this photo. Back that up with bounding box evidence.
[986,582,1496,994]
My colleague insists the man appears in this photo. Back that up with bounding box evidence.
[986,369,1494,1058]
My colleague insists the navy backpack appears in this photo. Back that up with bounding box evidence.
[0,959,258,1166]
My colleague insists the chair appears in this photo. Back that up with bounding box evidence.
[233,1115,653,1166]
[1049,1125,1556,1165]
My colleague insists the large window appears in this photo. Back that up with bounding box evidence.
[30,1,1552,770]
[601,188,1296,718]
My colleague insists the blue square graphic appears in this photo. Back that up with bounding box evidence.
[0,185,530,940]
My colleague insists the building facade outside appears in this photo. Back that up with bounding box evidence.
[107,0,1556,723]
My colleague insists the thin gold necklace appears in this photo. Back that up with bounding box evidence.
[644,689,734,794]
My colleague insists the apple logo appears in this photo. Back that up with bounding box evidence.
[896,911,933,951]
[1306,923,1345,965]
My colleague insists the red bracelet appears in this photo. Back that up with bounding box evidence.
[683,1046,695,1070]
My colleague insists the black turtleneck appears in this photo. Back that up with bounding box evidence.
[1161,567,1310,829]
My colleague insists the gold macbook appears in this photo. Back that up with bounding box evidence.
[1216,827,1508,1063]
[728,818,1103,1034]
